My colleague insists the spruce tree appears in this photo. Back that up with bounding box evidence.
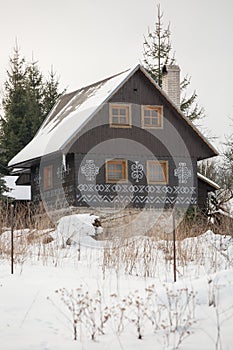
[25,58,44,135]
[143,4,204,122]
[143,4,174,87]
[0,162,9,200]
[0,45,29,165]
[42,66,62,118]
[0,174,9,200]
[0,45,62,166]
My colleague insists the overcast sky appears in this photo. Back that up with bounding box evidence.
[0,0,232,153]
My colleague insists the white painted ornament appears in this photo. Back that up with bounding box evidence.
[81,160,99,181]
[174,162,191,184]
[131,161,144,183]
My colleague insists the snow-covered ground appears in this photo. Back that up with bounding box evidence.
[0,214,233,350]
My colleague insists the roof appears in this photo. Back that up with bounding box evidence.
[197,172,220,190]
[3,176,31,200]
[8,67,134,167]
[8,64,218,168]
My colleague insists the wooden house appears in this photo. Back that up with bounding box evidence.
[8,65,219,212]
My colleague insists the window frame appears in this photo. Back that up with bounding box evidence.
[105,159,128,183]
[147,160,168,184]
[141,105,163,129]
[109,103,131,128]
[43,165,53,190]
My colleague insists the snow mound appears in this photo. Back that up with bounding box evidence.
[199,230,233,251]
[53,214,104,248]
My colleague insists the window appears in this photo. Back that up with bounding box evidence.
[142,105,163,128]
[43,165,53,190]
[109,104,131,127]
[147,160,168,184]
[106,160,127,182]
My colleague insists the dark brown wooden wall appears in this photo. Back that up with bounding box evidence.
[68,70,213,160]
[31,154,76,210]
[197,179,213,210]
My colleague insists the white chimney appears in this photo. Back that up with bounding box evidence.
[162,65,180,108]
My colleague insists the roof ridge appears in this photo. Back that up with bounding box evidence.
[64,68,131,96]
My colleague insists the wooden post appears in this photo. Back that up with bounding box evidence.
[10,203,14,275]
[172,210,177,282]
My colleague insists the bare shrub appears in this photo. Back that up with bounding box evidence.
[53,284,196,347]
[54,287,111,341]
[82,289,111,340]
[54,287,86,340]
[145,284,196,349]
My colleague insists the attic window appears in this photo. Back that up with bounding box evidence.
[43,165,53,190]
[147,160,168,184]
[106,159,127,183]
[142,105,163,128]
[109,104,131,127]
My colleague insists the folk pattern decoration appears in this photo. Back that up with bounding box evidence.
[131,161,144,183]
[174,162,192,184]
[81,160,99,181]
[77,183,196,195]
[77,183,197,206]
[77,194,197,206]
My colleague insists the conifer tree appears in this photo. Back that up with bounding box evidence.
[0,162,9,200]
[25,58,44,135]
[0,45,29,165]
[0,174,9,200]
[143,4,174,87]
[143,4,204,122]
[42,66,62,118]
[0,45,62,166]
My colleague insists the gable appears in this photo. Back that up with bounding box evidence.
[68,69,218,160]
[109,69,217,160]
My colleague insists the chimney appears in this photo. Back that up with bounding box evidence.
[162,65,180,108]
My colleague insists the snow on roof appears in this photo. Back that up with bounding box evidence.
[4,176,31,200]
[8,67,136,167]
[8,64,218,168]
[197,172,220,190]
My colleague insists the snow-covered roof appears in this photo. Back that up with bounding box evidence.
[8,67,134,167]
[4,176,31,200]
[197,172,220,190]
[8,64,218,167]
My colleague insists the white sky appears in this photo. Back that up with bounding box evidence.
[0,0,232,153]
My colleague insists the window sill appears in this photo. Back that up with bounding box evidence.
[109,124,132,128]
[142,125,163,129]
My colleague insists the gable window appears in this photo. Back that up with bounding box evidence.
[142,105,163,128]
[43,165,53,190]
[147,160,168,184]
[109,104,131,127]
[106,159,127,182]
